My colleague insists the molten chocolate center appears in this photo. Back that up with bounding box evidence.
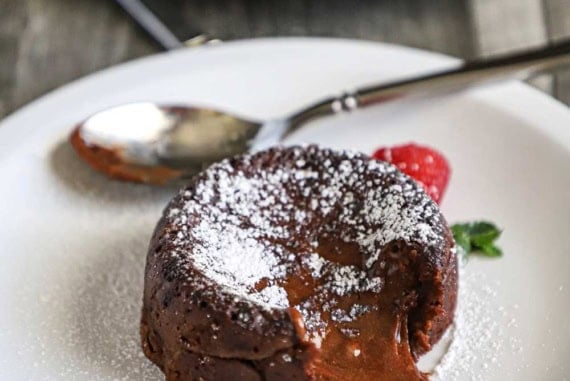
[259,237,428,381]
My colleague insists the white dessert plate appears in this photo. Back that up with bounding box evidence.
[0,38,569,380]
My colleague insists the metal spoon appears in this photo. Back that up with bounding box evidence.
[71,40,570,185]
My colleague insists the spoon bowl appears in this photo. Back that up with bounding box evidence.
[71,103,264,184]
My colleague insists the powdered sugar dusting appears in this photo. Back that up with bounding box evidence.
[431,268,509,380]
[164,145,445,323]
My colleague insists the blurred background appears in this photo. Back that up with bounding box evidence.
[1,0,569,119]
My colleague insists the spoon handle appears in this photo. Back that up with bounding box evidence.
[287,39,570,132]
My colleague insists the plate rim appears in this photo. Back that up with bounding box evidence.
[1,37,569,158]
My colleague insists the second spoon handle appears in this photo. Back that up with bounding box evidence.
[288,40,570,131]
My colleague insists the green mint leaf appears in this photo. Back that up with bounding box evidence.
[478,243,503,257]
[450,225,471,253]
[450,223,470,235]
[451,220,502,259]
[468,221,501,246]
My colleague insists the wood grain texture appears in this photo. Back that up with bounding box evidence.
[0,0,568,120]
[0,0,157,118]
[0,1,28,117]
[0,0,476,119]
[544,0,570,104]
[469,0,554,94]
[469,0,548,55]
[146,0,476,57]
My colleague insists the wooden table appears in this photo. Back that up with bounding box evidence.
[1,0,569,119]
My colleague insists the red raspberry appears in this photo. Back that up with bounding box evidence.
[373,143,451,204]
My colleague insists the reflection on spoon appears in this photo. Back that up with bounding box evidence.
[70,103,267,184]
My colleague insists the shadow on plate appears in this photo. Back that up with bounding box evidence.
[49,140,179,205]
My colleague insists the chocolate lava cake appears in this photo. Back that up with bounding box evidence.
[141,145,458,381]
